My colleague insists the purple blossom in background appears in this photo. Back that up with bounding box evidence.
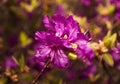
[80,0,91,6]
[66,70,75,80]
[8,35,18,47]
[34,14,94,68]
[79,64,96,79]
[111,43,120,70]
[77,0,101,19]
[116,10,120,19]
[27,56,46,71]
[115,0,120,19]
[110,0,120,8]
[110,0,120,19]
[55,5,66,15]
[4,57,18,69]
[79,0,102,6]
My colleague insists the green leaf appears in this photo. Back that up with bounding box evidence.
[108,5,115,15]
[31,0,39,8]
[97,4,115,15]
[59,79,63,84]
[0,78,6,84]
[109,33,117,47]
[103,53,114,66]
[20,0,39,12]
[19,54,25,71]
[22,73,32,82]
[20,2,33,12]
[97,4,108,15]
[103,31,117,48]
[103,31,111,41]
[19,31,32,47]
[56,0,63,4]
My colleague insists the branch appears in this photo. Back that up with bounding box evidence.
[32,60,51,84]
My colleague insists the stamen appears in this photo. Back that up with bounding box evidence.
[72,43,78,50]
[68,52,77,60]
[63,34,68,39]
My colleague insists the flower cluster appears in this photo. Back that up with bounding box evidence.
[34,14,94,68]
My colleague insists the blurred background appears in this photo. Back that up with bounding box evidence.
[0,0,120,84]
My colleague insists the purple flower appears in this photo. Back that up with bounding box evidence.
[55,5,66,15]
[115,10,120,19]
[110,0,120,19]
[79,0,102,6]
[27,56,46,71]
[66,70,75,80]
[34,14,94,68]
[79,64,96,79]
[8,35,18,47]
[76,40,94,65]
[80,0,91,6]
[4,57,18,69]
[43,14,94,62]
[111,43,120,70]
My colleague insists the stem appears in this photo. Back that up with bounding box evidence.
[102,62,112,78]
[32,60,51,84]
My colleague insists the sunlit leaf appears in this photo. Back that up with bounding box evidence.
[109,33,117,47]
[20,2,33,12]
[20,0,39,12]
[56,0,63,4]
[97,4,108,15]
[97,4,115,15]
[103,53,114,66]
[103,31,117,48]
[103,31,111,41]
[31,0,39,8]
[19,31,32,47]
[19,54,25,71]
[108,5,115,15]
[105,21,112,29]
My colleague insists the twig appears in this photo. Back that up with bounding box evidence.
[32,60,51,84]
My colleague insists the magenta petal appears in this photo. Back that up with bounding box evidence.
[43,15,51,28]
[35,31,47,41]
[80,64,96,79]
[53,49,68,68]
[4,57,18,69]
[76,40,94,64]
[35,44,51,61]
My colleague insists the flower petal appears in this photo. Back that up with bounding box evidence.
[53,49,68,68]
[35,44,51,61]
